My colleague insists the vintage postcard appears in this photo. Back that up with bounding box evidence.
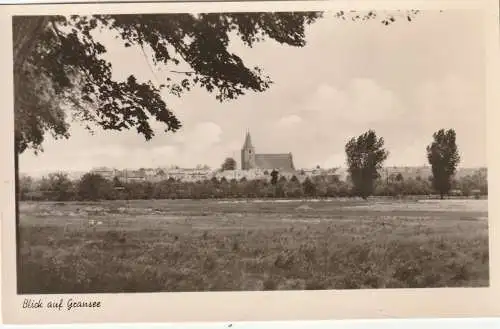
[2,0,500,324]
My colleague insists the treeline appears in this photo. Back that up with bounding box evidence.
[18,170,487,202]
[17,128,487,202]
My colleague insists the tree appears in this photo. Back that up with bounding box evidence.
[112,176,122,187]
[270,169,279,185]
[210,176,220,185]
[14,11,420,154]
[221,157,237,171]
[44,172,75,201]
[14,13,321,154]
[345,130,389,199]
[18,175,34,200]
[286,176,303,198]
[303,177,316,197]
[78,172,113,200]
[457,175,474,197]
[472,168,488,195]
[244,179,260,198]
[426,129,460,199]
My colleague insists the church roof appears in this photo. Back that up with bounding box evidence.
[242,131,253,149]
[255,153,295,172]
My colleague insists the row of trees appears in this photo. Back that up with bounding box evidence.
[18,128,484,201]
[19,167,486,202]
[346,128,463,199]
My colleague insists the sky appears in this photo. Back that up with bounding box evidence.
[18,9,486,175]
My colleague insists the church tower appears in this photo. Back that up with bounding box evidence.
[241,131,256,170]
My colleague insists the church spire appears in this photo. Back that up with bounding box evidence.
[242,130,253,149]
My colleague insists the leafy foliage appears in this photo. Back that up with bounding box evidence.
[14,12,322,154]
[303,177,316,197]
[19,167,488,202]
[77,173,113,200]
[18,175,34,199]
[345,130,389,199]
[14,10,422,154]
[270,169,279,185]
[35,173,74,201]
[333,9,421,24]
[427,129,461,199]
[221,157,237,171]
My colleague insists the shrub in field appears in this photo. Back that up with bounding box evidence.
[374,177,432,197]
[454,171,488,197]
[77,173,114,201]
[302,177,316,197]
[18,175,34,200]
[38,173,76,201]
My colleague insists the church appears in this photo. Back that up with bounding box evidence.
[240,131,295,172]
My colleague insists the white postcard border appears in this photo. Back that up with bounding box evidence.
[1,0,499,324]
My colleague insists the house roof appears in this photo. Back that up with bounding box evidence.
[255,153,295,172]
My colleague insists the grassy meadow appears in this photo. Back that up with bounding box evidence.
[18,198,489,293]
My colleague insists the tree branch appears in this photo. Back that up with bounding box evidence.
[168,70,196,74]
[50,19,64,42]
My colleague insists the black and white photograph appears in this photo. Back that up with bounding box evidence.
[2,0,500,324]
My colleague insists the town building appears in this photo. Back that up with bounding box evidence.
[90,167,119,180]
[240,131,295,172]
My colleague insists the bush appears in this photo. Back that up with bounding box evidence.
[78,173,114,201]
[21,168,487,202]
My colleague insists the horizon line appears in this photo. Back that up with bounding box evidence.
[19,164,488,174]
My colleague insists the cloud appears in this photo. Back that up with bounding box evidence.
[409,74,486,167]
[414,74,482,127]
[18,11,486,174]
[77,144,128,158]
[321,153,346,169]
[150,145,179,160]
[274,79,402,167]
[305,84,347,113]
[298,75,482,168]
[276,114,303,128]
[303,78,400,123]
[68,145,180,169]
[172,121,222,148]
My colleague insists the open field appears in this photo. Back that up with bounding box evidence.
[18,198,489,293]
